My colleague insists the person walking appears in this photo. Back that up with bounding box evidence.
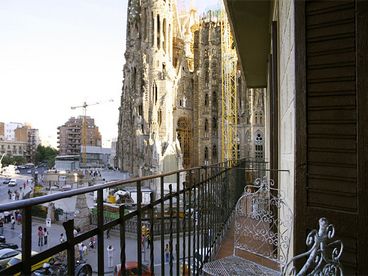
[107,245,114,268]
[4,211,10,223]
[82,243,88,256]
[43,228,48,245]
[58,234,65,260]
[146,231,151,249]
[8,189,11,199]
[16,213,21,225]
[89,236,96,250]
[11,216,15,230]
[165,243,170,263]
[59,233,65,243]
[37,226,44,246]
[78,243,84,261]
[0,219,4,235]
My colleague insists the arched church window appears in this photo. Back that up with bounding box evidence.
[258,111,263,125]
[204,146,208,161]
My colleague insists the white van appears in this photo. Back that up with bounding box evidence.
[8,179,16,187]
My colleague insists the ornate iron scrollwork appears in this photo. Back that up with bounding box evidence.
[283,217,344,276]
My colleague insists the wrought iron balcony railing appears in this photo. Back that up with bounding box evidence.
[0,159,267,275]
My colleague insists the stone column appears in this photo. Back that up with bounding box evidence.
[74,194,91,232]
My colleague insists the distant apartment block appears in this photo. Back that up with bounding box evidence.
[5,122,23,141]
[15,125,28,142]
[57,116,102,156]
[27,128,41,161]
[0,140,27,157]
[0,122,40,161]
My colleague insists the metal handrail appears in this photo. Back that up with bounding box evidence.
[0,159,267,275]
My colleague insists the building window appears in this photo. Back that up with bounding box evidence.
[204,146,208,161]
[138,104,143,116]
[255,132,264,160]
[158,110,162,126]
[157,14,160,49]
[204,119,208,138]
[212,144,217,158]
[212,91,217,104]
[163,18,166,52]
[212,117,217,130]
[205,94,209,106]
[153,83,158,104]
[259,111,263,125]
[151,12,154,47]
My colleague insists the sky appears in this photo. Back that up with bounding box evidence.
[0,0,220,148]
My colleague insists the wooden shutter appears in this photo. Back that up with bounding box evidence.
[295,0,368,274]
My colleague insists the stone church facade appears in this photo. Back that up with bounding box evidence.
[117,0,265,177]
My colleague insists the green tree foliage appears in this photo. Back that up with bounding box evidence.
[1,155,26,166]
[35,145,58,168]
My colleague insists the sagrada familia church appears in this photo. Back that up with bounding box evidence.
[117,0,265,180]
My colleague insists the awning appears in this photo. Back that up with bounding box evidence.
[224,0,271,88]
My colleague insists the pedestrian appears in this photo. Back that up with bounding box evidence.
[43,228,48,245]
[82,243,88,256]
[4,211,10,223]
[78,243,84,260]
[16,213,22,225]
[106,228,110,239]
[11,216,15,230]
[0,219,4,235]
[73,228,78,237]
[37,226,44,246]
[23,182,26,189]
[8,189,11,199]
[107,245,114,268]
[89,236,95,249]
[146,232,151,249]
[141,234,145,249]
[165,243,170,263]
[59,233,65,243]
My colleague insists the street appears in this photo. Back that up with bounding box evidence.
[0,170,202,275]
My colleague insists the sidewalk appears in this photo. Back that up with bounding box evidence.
[2,217,124,274]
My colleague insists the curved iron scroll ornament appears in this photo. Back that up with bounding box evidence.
[283,217,344,276]
[234,176,294,267]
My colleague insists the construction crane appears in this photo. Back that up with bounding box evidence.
[71,99,114,166]
[220,6,238,164]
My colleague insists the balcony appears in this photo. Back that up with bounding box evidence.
[0,159,339,276]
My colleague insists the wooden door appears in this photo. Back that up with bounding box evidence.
[295,0,368,274]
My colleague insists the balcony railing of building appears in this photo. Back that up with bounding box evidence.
[0,159,267,276]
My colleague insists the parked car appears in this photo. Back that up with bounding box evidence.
[113,262,152,276]
[0,243,19,250]
[8,179,17,187]
[2,178,11,185]
[7,251,54,276]
[0,248,20,268]
[32,260,92,276]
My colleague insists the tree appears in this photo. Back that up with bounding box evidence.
[35,145,58,168]
[1,155,26,166]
